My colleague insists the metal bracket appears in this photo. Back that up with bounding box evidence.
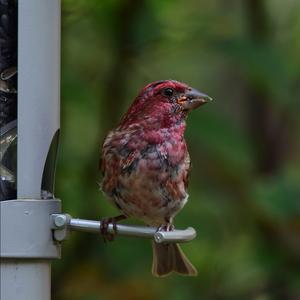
[51,214,197,244]
[0,199,61,258]
[51,213,72,242]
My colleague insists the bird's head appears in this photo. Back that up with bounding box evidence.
[120,80,212,128]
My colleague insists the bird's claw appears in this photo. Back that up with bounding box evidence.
[99,215,127,242]
[100,217,117,242]
[157,223,175,232]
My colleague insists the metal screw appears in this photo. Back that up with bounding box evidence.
[154,232,164,243]
[54,214,67,228]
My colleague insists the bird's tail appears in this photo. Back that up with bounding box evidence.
[151,241,198,277]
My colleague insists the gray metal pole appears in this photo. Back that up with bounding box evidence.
[0,1,61,300]
[1,260,51,300]
[18,0,60,198]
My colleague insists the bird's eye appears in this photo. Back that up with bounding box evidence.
[163,88,174,97]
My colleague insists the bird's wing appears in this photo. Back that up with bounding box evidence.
[183,151,191,189]
[161,150,191,203]
[100,130,140,196]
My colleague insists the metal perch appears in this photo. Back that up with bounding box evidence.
[51,214,197,244]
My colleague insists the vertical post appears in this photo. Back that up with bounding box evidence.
[0,1,61,300]
[1,261,51,299]
[18,0,61,198]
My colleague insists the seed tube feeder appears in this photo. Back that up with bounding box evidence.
[1,1,61,300]
[0,1,197,299]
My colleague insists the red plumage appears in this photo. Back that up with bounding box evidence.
[100,80,211,277]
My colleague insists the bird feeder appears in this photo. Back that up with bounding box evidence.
[0,1,196,299]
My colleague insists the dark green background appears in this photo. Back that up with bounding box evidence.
[54,1,300,299]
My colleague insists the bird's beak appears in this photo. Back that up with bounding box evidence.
[177,88,213,111]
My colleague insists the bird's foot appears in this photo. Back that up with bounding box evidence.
[157,223,175,232]
[100,217,115,242]
[100,215,127,242]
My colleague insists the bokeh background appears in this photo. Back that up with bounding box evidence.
[54,1,300,299]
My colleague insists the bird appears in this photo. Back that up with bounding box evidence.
[100,79,212,277]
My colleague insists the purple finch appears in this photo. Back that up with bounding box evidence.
[100,80,211,277]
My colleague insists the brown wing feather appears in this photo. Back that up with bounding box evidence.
[100,131,140,197]
[183,152,191,189]
[162,151,191,205]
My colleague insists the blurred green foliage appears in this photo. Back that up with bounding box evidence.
[54,0,300,299]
